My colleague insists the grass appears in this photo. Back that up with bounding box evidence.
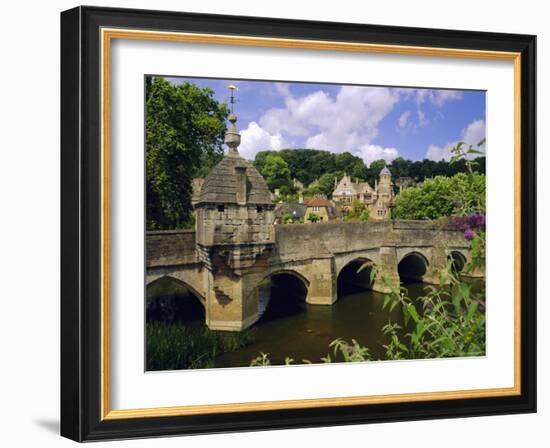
[146,321,256,371]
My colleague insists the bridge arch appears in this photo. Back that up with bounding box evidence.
[256,269,309,321]
[398,251,430,283]
[259,269,311,289]
[146,275,205,324]
[337,257,375,296]
[448,250,468,273]
[146,274,205,306]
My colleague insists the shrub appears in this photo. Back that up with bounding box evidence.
[307,212,320,223]
[392,173,486,220]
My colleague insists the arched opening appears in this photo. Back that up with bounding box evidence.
[146,276,204,324]
[337,258,374,297]
[257,271,308,322]
[398,252,429,283]
[448,251,467,274]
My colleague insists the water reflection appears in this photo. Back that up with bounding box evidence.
[146,276,481,369]
[214,282,430,367]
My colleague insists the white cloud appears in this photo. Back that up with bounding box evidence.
[237,121,287,160]
[259,85,401,164]
[429,90,462,107]
[356,144,399,167]
[407,88,462,108]
[425,119,486,161]
[398,111,411,129]
[397,88,462,127]
[237,85,467,164]
[462,119,485,146]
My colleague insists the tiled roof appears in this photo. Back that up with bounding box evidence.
[274,202,308,218]
[197,154,272,205]
[306,196,333,207]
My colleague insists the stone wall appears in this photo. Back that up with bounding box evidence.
[195,204,275,246]
[273,220,468,262]
[146,229,198,268]
[146,220,473,331]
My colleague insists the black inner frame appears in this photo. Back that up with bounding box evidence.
[61,6,536,442]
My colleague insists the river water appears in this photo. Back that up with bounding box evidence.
[213,283,429,367]
[146,278,437,369]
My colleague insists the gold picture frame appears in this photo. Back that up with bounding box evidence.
[61,6,536,441]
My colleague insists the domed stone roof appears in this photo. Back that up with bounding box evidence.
[197,110,272,206]
[197,154,272,206]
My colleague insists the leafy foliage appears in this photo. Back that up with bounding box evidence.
[307,212,320,223]
[378,263,486,360]
[392,172,486,219]
[259,153,293,192]
[253,149,485,197]
[146,77,228,230]
[343,200,370,221]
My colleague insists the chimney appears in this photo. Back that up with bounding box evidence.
[235,166,247,204]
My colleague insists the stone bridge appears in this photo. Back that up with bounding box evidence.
[146,220,473,331]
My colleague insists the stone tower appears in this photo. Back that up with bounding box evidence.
[372,166,394,220]
[194,112,276,330]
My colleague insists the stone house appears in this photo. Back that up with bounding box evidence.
[305,196,337,223]
[274,202,307,224]
[332,167,394,220]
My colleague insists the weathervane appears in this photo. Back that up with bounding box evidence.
[224,84,241,155]
[228,84,239,113]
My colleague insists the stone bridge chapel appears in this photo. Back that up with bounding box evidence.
[146,111,473,331]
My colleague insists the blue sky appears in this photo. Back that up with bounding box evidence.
[166,76,486,166]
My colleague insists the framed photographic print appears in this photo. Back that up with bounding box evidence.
[60,6,536,442]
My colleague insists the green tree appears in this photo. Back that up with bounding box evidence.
[359,209,370,221]
[344,200,370,221]
[260,153,293,191]
[146,77,228,230]
[253,148,485,193]
[392,172,486,220]
[316,171,344,198]
[307,212,320,223]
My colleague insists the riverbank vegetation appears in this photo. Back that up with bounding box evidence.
[146,322,256,370]
[250,263,486,366]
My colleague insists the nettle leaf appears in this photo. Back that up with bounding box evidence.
[407,304,420,323]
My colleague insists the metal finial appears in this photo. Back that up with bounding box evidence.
[228,84,238,114]
[225,85,241,155]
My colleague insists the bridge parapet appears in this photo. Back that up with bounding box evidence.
[146,229,198,268]
[273,220,468,260]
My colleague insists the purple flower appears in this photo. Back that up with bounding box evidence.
[463,229,476,241]
[477,300,486,313]
[468,214,486,229]
[451,216,470,232]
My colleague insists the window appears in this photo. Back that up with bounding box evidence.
[257,206,263,213]
[217,204,225,212]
